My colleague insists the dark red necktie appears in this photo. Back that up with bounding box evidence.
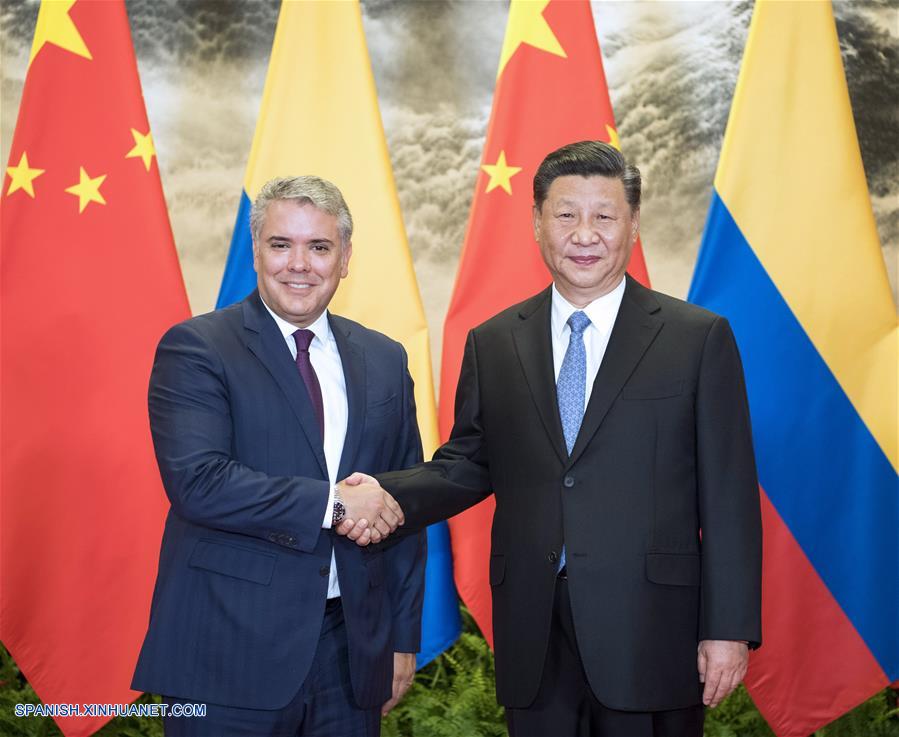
[293,329,324,440]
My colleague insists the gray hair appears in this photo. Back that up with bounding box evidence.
[533,140,641,213]
[250,176,354,246]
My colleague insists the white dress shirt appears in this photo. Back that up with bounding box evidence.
[550,278,626,407]
[262,301,347,598]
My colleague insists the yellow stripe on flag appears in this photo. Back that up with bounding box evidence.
[715,0,897,470]
[243,0,438,455]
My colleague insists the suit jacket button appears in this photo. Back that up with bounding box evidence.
[547,551,558,564]
[267,533,278,542]
[563,476,575,488]
[287,537,297,546]
[320,566,330,577]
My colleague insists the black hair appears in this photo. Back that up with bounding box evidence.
[533,140,641,211]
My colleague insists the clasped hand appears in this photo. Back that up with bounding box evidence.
[335,473,404,545]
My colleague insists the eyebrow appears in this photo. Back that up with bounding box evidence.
[265,235,335,245]
[554,197,617,208]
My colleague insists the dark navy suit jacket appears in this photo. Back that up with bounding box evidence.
[132,291,426,710]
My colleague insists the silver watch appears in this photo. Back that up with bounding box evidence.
[332,486,346,526]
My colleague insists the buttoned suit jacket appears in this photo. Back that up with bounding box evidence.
[380,276,761,711]
[133,290,425,710]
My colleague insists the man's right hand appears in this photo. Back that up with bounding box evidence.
[335,473,404,546]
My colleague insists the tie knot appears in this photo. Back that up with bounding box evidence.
[293,329,315,352]
[567,311,590,336]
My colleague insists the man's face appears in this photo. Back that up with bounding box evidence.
[253,199,351,328]
[533,175,639,306]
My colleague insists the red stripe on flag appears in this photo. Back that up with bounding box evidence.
[1,2,189,734]
[447,498,497,647]
[745,489,888,737]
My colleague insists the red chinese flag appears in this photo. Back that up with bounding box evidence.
[440,0,650,644]
[0,2,189,735]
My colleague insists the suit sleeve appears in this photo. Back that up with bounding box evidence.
[695,316,763,647]
[383,347,427,653]
[148,321,329,552]
[378,330,493,530]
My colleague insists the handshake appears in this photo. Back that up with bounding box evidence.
[334,473,405,546]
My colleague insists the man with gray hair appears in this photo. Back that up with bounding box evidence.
[133,175,426,736]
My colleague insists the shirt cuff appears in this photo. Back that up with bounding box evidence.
[322,484,335,529]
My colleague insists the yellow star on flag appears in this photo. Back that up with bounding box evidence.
[6,152,45,198]
[126,128,156,171]
[497,0,566,79]
[482,150,522,195]
[29,0,92,66]
[65,167,107,213]
[606,124,621,151]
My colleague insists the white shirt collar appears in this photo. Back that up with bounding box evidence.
[550,277,626,339]
[260,299,332,347]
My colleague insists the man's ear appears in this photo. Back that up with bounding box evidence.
[251,240,260,272]
[340,241,353,278]
[532,205,541,241]
[630,208,640,243]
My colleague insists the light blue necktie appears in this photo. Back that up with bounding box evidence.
[556,310,591,572]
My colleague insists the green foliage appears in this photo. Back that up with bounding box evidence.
[0,644,45,737]
[382,609,505,737]
[3,625,898,736]
[704,684,776,737]
[817,689,899,737]
[701,674,899,737]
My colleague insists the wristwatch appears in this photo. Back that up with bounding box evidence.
[332,486,346,526]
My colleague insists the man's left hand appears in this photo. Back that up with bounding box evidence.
[697,639,749,708]
[382,652,416,716]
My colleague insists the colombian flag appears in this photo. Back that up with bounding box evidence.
[216,0,459,668]
[688,2,897,735]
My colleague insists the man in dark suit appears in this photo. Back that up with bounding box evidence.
[343,141,762,736]
[133,176,425,737]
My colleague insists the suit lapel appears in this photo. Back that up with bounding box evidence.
[242,292,328,477]
[512,288,568,465]
[330,315,366,481]
[566,276,663,468]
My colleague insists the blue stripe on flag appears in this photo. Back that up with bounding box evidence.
[217,190,257,309]
[689,192,898,678]
[418,522,461,668]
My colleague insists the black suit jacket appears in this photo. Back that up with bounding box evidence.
[380,276,761,711]
[133,291,425,710]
